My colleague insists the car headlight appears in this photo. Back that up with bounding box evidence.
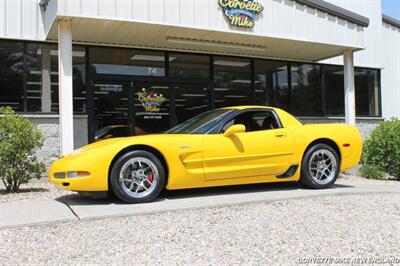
[66,171,91,178]
[53,171,90,179]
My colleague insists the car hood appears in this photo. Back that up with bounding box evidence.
[75,134,191,153]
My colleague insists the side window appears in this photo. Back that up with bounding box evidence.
[221,111,279,133]
[113,127,129,137]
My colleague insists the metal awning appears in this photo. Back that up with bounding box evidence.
[46,16,362,62]
[42,0,368,62]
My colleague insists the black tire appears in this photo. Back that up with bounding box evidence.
[110,150,165,203]
[300,143,340,189]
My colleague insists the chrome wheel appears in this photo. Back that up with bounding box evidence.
[308,149,337,185]
[119,157,159,199]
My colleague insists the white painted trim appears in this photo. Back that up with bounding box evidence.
[58,19,74,155]
[343,50,356,125]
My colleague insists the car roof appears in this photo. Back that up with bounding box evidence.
[220,105,276,111]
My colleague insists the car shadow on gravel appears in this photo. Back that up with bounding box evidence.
[54,181,354,206]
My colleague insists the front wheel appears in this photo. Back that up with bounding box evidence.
[300,144,340,189]
[110,150,165,203]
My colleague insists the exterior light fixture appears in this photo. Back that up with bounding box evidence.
[166,37,266,52]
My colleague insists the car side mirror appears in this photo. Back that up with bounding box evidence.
[223,124,246,137]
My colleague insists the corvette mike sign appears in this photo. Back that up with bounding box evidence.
[136,88,166,113]
[219,0,264,28]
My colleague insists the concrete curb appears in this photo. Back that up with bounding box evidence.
[0,199,77,229]
[1,180,399,229]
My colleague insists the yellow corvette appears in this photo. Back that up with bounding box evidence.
[49,106,362,203]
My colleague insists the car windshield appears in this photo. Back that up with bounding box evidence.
[165,109,234,134]
[95,126,113,139]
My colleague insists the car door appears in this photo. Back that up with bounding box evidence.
[202,110,295,180]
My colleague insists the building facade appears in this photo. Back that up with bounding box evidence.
[0,0,399,164]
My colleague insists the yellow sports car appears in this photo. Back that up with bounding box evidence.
[49,106,362,203]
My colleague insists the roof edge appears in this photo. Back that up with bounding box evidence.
[295,0,370,27]
[382,14,400,29]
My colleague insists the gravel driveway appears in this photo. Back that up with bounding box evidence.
[0,180,74,203]
[1,193,399,265]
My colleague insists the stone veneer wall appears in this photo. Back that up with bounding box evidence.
[26,115,88,167]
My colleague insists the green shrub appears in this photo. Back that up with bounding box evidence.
[361,118,400,180]
[359,165,386,180]
[0,106,45,192]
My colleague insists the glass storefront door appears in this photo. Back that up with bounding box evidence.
[93,81,131,140]
[91,80,210,141]
[133,83,210,133]
[172,83,210,125]
[133,83,171,135]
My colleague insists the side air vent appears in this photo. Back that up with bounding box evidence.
[276,164,299,178]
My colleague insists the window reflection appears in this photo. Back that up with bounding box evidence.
[90,47,165,77]
[0,40,24,111]
[174,84,209,124]
[355,68,380,116]
[254,60,289,108]
[26,43,42,112]
[213,56,252,108]
[324,65,344,116]
[24,44,86,113]
[94,82,129,138]
[72,47,87,113]
[0,40,383,120]
[169,53,210,79]
[291,64,322,116]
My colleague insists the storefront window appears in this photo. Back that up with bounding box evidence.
[0,40,24,112]
[90,47,165,77]
[213,56,252,108]
[173,84,209,125]
[254,60,289,108]
[0,41,86,114]
[24,44,86,113]
[25,43,42,112]
[324,65,344,116]
[25,43,59,113]
[0,41,382,120]
[169,53,210,79]
[355,68,380,116]
[291,63,322,116]
[72,47,87,113]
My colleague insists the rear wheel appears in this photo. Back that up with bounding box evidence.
[110,150,165,203]
[300,144,340,189]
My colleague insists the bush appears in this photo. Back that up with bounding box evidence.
[0,106,45,192]
[359,165,386,180]
[361,118,400,180]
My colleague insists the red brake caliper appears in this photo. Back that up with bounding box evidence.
[147,172,154,183]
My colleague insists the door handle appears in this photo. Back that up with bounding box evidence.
[179,145,191,149]
[274,133,286,138]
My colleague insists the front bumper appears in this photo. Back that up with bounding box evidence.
[48,152,109,192]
